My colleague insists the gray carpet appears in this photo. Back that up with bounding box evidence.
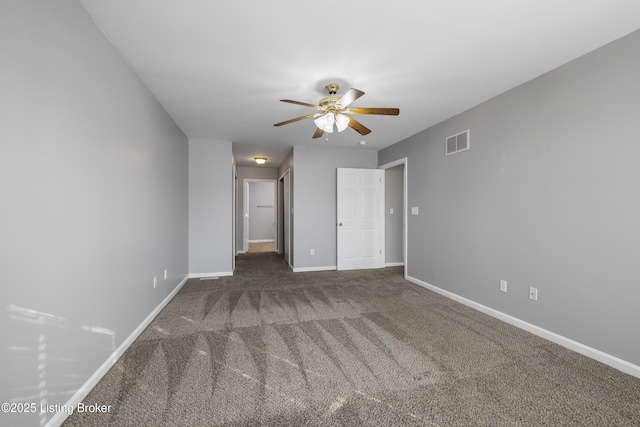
[64,252,640,426]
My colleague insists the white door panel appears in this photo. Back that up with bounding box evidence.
[343,229,356,259]
[337,168,385,270]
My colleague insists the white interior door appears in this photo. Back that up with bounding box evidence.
[337,168,385,270]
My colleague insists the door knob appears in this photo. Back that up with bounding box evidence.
[338,222,343,226]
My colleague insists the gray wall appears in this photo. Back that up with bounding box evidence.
[0,1,189,426]
[379,29,640,367]
[189,139,233,276]
[385,165,404,265]
[293,146,378,269]
[248,181,276,241]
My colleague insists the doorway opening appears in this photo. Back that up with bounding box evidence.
[244,179,277,253]
[380,158,408,278]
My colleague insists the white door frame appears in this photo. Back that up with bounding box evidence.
[379,158,408,279]
[232,165,237,271]
[243,178,277,253]
[279,169,291,266]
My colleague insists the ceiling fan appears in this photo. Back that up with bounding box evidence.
[273,83,399,139]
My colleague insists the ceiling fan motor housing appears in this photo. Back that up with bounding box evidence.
[319,95,342,113]
[320,84,343,113]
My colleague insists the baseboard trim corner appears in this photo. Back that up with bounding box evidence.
[188,271,233,279]
[47,274,190,427]
[405,275,640,379]
[385,262,405,267]
[292,265,337,273]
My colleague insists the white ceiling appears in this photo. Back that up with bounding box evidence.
[78,0,640,167]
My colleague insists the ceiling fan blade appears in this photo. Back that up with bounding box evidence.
[336,88,365,108]
[273,113,317,127]
[280,99,319,108]
[312,127,324,139]
[348,117,371,136]
[348,107,400,116]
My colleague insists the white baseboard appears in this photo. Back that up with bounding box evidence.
[292,265,337,272]
[47,275,190,427]
[385,262,405,267]
[248,239,274,243]
[406,275,640,379]
[293,264,403,272]
[188,271,233,279]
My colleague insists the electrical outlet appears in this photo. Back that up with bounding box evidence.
[164,269,168,280]
[529,286,538,301]
[153,276,157,289]
[500,280,507,293]
[310,249,315,255]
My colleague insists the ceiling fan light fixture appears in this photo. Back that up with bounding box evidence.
[335,113,349,132]
[254,157,267,165]
[314,113,334,133]
[274,83,399,138]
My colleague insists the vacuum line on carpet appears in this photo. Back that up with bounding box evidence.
[181,314,439,426]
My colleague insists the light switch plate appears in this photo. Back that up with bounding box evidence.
[411,207,419,215]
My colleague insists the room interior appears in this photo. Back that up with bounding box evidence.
[2,1,640,426]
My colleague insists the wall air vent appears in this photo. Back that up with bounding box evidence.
[446,129,470,155]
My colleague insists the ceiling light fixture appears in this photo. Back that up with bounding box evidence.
[254,157,267,165]
[335,113,349,132]
[314,113,334,133]
[313,112,350,134]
